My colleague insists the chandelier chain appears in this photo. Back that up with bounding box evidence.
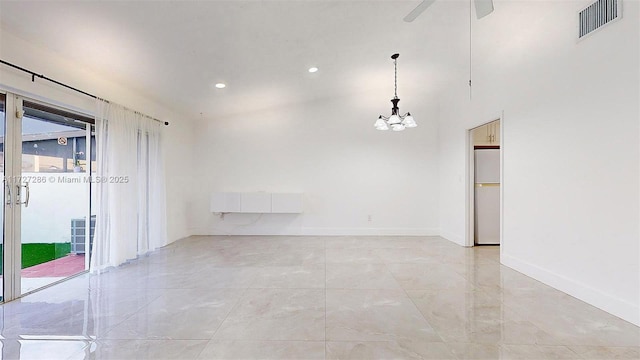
[394,58,398,99]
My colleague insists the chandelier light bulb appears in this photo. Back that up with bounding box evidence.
[392,123,406,131]
[404,113,417,128]
[375,117,389,130]
[388,114,401,125]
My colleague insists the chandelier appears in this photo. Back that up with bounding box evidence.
[375,53,417,131]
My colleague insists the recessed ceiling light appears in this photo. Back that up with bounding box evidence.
[308,67,319,73]
[215,83,226,89]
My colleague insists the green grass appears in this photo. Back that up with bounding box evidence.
[0,243,71,272]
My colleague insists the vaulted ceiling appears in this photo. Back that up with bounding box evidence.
[0,1,471,119]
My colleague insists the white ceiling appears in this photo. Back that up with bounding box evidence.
[0,1,470,119]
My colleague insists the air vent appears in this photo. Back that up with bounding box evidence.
[579,0,621,39]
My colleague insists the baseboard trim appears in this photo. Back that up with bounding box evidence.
[189,227,439,236]
[439,230,465,246]
[300,227,438,236]
[501,253,640,326]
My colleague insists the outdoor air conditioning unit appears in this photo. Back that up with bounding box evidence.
[70,216,95,254]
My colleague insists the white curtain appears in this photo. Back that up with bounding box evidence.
[90,99,167,272]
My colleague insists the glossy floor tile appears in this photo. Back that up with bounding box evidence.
[197,340,325,359]
[213,288,325,341]
[0,235,637,359]
[325,289,441,342]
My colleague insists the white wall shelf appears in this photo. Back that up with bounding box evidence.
[211,192,303,214]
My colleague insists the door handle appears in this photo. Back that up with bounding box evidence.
[16,182,30,207]
[5,181,13,208]
[24,182,30,207]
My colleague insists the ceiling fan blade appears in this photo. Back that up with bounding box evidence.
[474,0,494,19]
[403,0,437,22]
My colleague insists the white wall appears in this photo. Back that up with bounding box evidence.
[437,0,639,325]
[189,90,440,236]
[0,29,195,243]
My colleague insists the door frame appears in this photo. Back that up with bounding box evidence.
[3,92,21,301]
[465,113,504,248]
[1,90,94,302]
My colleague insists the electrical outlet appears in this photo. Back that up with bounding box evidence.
[367,215,372,222]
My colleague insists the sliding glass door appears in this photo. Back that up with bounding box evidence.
[1,92,95,301]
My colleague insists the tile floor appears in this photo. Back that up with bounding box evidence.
[0,236,638,359]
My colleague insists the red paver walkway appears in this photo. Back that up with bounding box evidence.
[21,254,86,278]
